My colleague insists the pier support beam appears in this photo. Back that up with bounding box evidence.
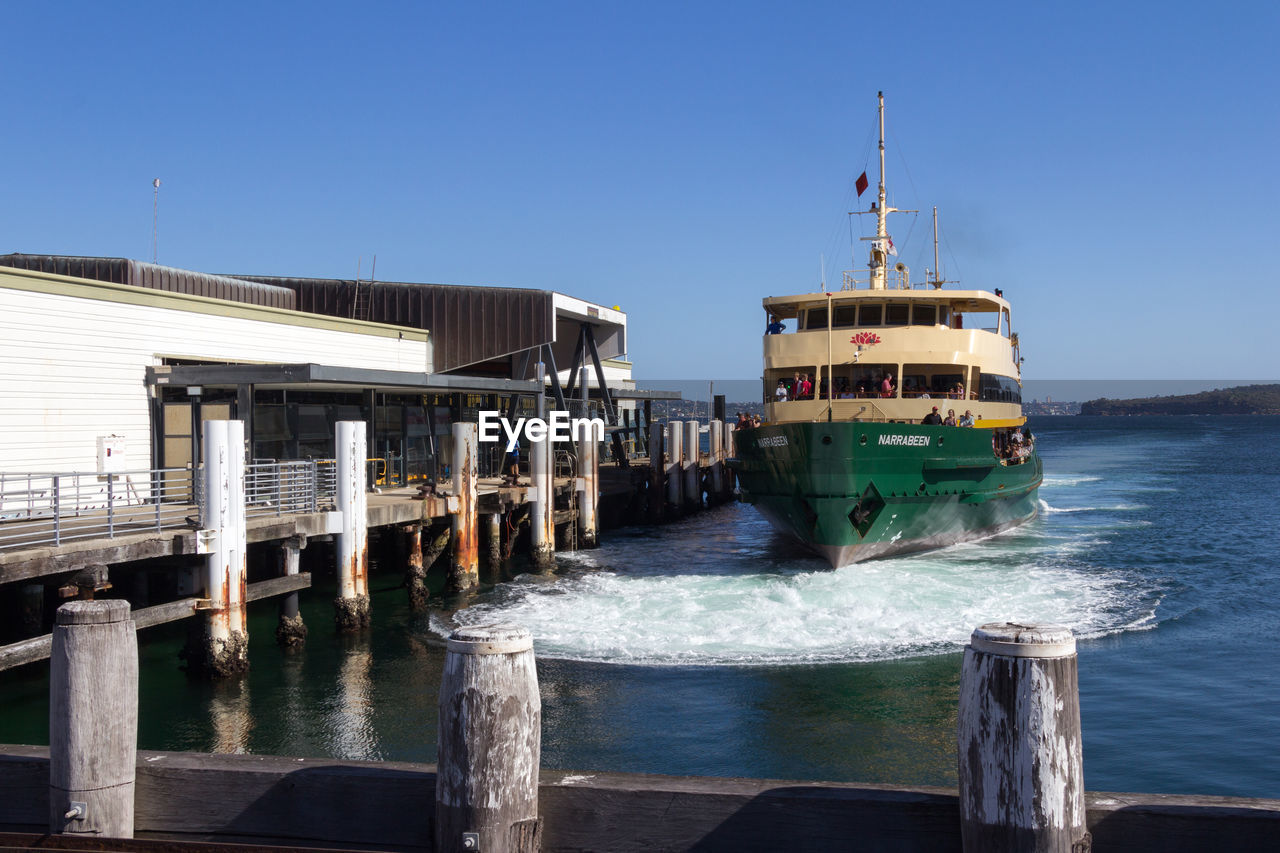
[958,622,1088,853]
[648,422,664,523]
[405,524,451,609]
[49,599,138,839]
[486,512,503,569]
[708,420,725,504]
[275,536,307,648]
[576,433,599,548]
[20,584,44,636]
[665,421,683,514]
[725,424,737,492]
[436,624,541,853]
[194,419,248,677]
[448,422,479,591]
[530,429,555,570]
[335,421,370,632]
[684,419,700,511]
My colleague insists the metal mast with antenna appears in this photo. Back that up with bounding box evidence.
[151,178,161,264]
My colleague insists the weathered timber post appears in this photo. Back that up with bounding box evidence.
[486,512,503,569]
[197,420,248,676]
[708,419,725,503]
[665,420,683,513]
[449,422,479,591]
[647,422,664,522]
[405,524,451,609]
[576,432,599,548]
[276,535,307,648]
[958,622,1089,853]
[436,624,541,853]
[335,421,371,631]
[49,599,138,838]
[684,419,700,511]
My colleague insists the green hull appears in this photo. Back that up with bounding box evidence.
[729,422,1041,567]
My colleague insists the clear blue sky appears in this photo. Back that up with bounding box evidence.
[4,1,1277,380]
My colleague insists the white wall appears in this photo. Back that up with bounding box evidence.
[1,269,431,474]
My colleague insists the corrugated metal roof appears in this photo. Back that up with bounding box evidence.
[229,276,555,373]
[0,254,297,310]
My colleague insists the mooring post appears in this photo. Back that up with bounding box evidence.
[198,419,248,676]
[647,422,664,522]
[576,432,599,548]
[335,421,371,631]
[708,419,724,503]
[486,512,503,569]
[449,422,479,591]
[436,623,541,853]
[49,599,138,839]
[684,419,700,511]
[958,622,1089,853]
[665,420,683,513]
[275,536,307,648]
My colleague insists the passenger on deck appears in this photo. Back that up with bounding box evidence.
[880,373,895,398]
[766,317,785,334]
[798,373,813,399]
[959,410,975,427]
[922,406,943,425]
[737,412,751,429]
[775,380,789,402]
[943,409,957,426]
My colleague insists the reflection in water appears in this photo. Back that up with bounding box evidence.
[326,636,378,760]
[208,677,253,754]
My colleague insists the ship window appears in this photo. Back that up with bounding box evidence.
[832,363,899,398]
[978,373,1022,404]
[858,304,882,325]
[885,304,910,326]
[832,304,859,327]
[911,304,937,325]
[904,365,968,398]
[805,308,828,329]
[937,305,950,326]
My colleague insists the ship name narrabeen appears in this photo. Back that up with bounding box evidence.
[757,435,789,448]
[877,434,931,447]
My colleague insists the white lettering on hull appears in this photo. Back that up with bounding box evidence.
[878,434,931,447]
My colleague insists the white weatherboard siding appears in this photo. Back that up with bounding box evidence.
[1,274,431,475]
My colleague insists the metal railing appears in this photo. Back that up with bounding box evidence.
[0,468,196,550]
[1,459,341,552]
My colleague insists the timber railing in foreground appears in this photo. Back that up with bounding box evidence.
[5,605,1278,852]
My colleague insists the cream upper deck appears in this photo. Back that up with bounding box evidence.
[760,286,1025,426]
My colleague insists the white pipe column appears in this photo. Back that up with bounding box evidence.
[725,424,737,492]
[684,419,700,511]
[449,422,479,590]
[709,419,724,501]
[665,421,683,512]
[647,421,664,522]
[335,421,370,631]
[530,433,555,569]
[199,420,248,676]
[576,433,599,548]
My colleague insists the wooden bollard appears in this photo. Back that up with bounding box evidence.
[49,599,138,839]
[958,622,1089,853]
[436,624,541,853]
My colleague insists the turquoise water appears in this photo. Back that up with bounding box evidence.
[2,415,1277,797]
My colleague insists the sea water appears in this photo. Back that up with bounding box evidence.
[1,415,1277,798]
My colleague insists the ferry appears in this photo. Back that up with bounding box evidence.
[729,93,1042,567]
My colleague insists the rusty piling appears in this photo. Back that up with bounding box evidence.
[448,422,479,591]
[335,420,370,631]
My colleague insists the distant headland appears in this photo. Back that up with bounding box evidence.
[1080,384,1280,416]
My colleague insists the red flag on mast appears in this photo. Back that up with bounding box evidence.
[855,171,869,197]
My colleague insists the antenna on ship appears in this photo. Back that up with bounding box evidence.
[930,206,945,289]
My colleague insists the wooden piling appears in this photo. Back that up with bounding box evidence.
[49,599,138,839]
[275,536,306,648]
[449,422,479,591]
[958,622,1089,853]
[665,421,683,513]
[406,524,451,609]
[683,419,700,511]
[436,623,541,853]
[708,419,725,503]
[335,421,370,631]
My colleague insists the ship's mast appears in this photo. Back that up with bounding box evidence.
[870,91,892,290]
